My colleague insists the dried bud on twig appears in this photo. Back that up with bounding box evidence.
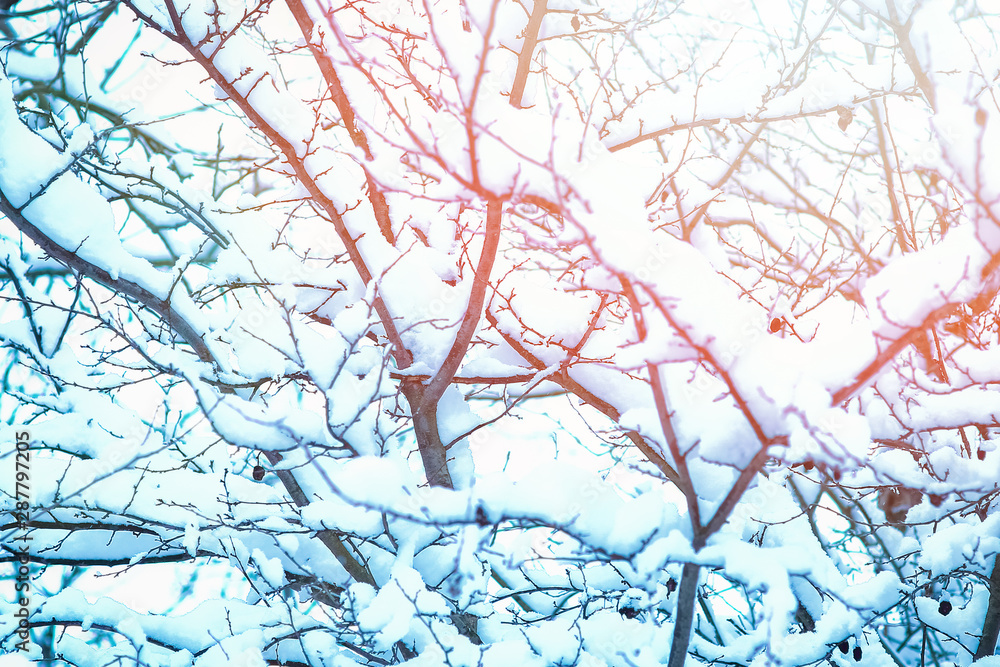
[836,105,853,130]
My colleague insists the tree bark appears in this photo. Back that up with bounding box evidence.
[975,555,1000,660]
[667,562,701,667]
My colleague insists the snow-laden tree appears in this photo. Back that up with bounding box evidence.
[2,0,1000,665]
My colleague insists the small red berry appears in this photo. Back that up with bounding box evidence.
[939,600,953,615]
[853,647,863,661]
[619,606,640,619]
[769,318,783,333]
[978,450,986,461]
[252,465,265,481]
[838,640,849,654]
[929,494,944,507]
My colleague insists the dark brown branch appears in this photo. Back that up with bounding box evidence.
[401,380,454,489]
[632,282,785,667]
[0,193,216,364]
[2,520,159,536]
[484,308,681,486]
[975,555,1000,659]
[2,93,377,594]
[667,562,701,667]
[262,450,375,585]
[647,362,699,519]
[2,552,195,566]
[698,445,774,545]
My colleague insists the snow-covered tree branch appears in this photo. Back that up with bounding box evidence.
[1,0,999,665]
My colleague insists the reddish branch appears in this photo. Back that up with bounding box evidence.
[283,0,395,245]
[831,302,961,404]
[484,308,682,486]
[882,0,937,111]
[620,277,698,521]
[122,0,413,369]
[624,279,787,667]
[870,99,913,254]
[487,4,684,491]
[509,0,547,109]
[422,200,503,409]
